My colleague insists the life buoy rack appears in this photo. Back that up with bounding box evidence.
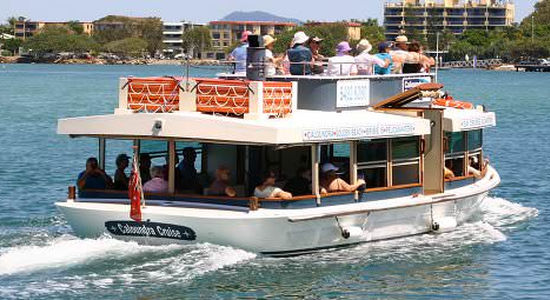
[432,96,474,110]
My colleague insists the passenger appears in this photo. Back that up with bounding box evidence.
[177,147,201,192]
[113,153,130,190]
[374,42,394,75]
[468,156,482,178]
[77,157,113,190]
[327,41,357,76]
[284,167,312,196]
[308,36,325,74]
[228,31,251,74]
[254,170,293,200]
[354,39,388,75]
[206,166,237,197]
[143,166,168,193]
[319,163,365,194]
[287,31,313,75]
[404,40,435,73]
[263,35,281,76]
[390,35,411,74]
[444,166,455,180]
[139,153,152,184]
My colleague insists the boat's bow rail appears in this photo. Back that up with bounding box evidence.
[116,77,297,120]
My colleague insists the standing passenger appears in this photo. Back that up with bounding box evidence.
[287,31,312,75]
[354,39,388,75]
[228,31,251,74]
[263,35,280,76]
[327,42,357,76]
[139,153,152,184]
[374,42,394,75]
[390,35,411,74]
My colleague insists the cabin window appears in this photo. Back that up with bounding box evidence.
[445,132,466,177]
[357,140,387,188]
[467,130,483,151]
[391,137,421,186]
[322,143,351,183]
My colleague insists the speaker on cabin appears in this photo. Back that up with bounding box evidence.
[246,34,266,81]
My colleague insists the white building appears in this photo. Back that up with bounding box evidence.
[162,21,205,58]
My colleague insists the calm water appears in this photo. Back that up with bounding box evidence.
[0,64,547,299]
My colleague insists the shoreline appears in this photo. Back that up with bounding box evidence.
[0,56,226,66]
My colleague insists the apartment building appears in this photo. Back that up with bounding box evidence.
[384,0,515,41]
[14,20,94,39]
[206,20,296,60]
[162,21,205,58]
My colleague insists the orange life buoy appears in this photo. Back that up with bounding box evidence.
[433,98,474,109]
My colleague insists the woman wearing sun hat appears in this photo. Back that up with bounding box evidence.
[354,39,388,75]
[287,31,313,75]
[263,34,280,76]
[327,41,357,76]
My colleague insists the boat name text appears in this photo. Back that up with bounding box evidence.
[105,221,196,240]
[303,123,416,141]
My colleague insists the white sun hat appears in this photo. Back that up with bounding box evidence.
[291,31,310,47]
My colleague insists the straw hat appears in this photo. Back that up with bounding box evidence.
[262,35,277,47]
[395,35,409,43]
[356,39,373,53]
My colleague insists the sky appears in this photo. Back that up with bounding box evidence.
[0,0,540,24]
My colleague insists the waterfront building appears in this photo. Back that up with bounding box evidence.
[162,21,205,58]
[14,20,94,39]
[304,22,363,41]
[205,20,297,60]
[384,0,515,41]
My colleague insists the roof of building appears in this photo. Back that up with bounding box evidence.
[57,109,430,144]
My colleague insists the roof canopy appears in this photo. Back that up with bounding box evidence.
[58,110,431,144]
[443,108,496,132]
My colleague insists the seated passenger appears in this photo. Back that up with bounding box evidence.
[444,166,455,179]
[354,39,387,75]
[327,42,357,76]
[468,156,482,179]
[139,153,152,184]
[319,163,365,194]
[254,170,293,200]
[374,42,393,75]
[206,166,237,197]
[77,157,113,190]
[113,153,130,190]
[308,36,325,74]
[404,40,435,74]
[284,167,312,196]
[177,147,201,192]
[287,31,313,75]
[143,166,168,193]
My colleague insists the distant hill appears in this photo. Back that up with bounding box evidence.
[220,11,302,24]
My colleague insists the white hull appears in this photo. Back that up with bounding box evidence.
[56,167,500,255]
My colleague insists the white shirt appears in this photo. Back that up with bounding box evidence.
[355,51,386,75]
[254,186,282,198]
[265,49,276,76]
[327,55,357,76]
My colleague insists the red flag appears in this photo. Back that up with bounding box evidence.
[129,151,143,222]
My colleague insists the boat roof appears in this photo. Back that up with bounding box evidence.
[57,109,431,144]
[443,107,496,132]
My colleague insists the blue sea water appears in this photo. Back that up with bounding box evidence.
[0,64,547,299]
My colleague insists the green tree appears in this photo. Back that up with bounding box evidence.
[22,25,97,56]
[66,20,84,35]
[138,18,163,56]
[182,26,212,58]
[1,38,22,55]
[102,37,148,57]
[273,23,349,57]
[359,19,386,49]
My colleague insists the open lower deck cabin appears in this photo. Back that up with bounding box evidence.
[57,73,496,210]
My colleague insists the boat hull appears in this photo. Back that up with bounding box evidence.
[56,167,500,255]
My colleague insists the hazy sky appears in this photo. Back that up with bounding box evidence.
[0,0,540,24]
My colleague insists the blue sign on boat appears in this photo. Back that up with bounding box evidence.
[105,221,196,241]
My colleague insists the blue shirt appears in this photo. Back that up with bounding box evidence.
[230,43,248,73]
[77,171,108,190]
[288,45,312,75]
[374,53,393,75]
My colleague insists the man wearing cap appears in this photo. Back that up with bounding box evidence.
[113,153,130,190]
[308,36,325,74]
[374,41,394,75]
[229,31,252,74]
[327,41,358,76]
[354,39,388,75]
[287,31,313,75]
[319,163,366,194]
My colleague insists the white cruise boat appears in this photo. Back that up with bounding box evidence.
[56,57,499,256]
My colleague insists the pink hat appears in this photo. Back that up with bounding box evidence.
[240,31,252,42]
[336,41,352,54]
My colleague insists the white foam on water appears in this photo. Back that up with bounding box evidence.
[0,235,182,276]
[479,196,539,228]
